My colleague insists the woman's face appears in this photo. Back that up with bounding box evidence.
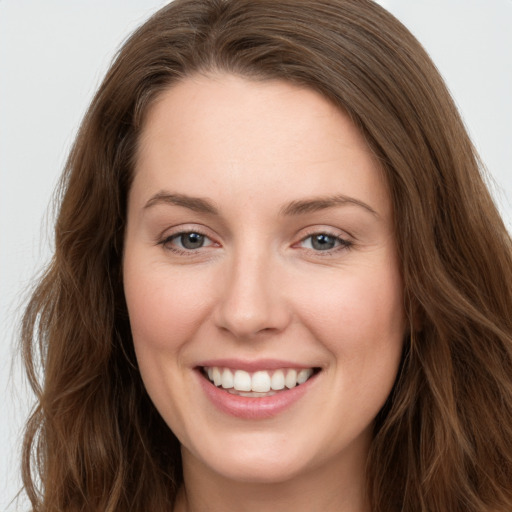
[124,74,405,485]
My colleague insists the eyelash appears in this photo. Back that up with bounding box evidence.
[157,230,352,256]
[158,229,215,256]
[297,230,352,254]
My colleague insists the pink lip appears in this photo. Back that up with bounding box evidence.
[195,365,319,420]
[196,358,315,372]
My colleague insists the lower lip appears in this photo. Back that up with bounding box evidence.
[197,370,318,419]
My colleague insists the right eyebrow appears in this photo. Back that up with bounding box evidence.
[143,192,219,215]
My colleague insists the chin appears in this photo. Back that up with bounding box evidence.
[184,434,313,484]
[208,456,305,485]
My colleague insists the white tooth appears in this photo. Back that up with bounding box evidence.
[297,368,313,384]
[207,367,213,380]
[212,367,222,387]
[271,370,285,390]
[285,369,297,389]
[221,368,234,389]
[252,371,271,392]
[233,370,252,391]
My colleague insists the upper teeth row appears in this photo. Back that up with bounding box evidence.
[205,367,314,393]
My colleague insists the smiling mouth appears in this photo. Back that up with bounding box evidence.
[201,366,320,397]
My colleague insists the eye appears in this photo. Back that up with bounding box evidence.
[300,233,351,251]
[163,231,214,251]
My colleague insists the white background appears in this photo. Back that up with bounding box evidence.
[1,1,511,509]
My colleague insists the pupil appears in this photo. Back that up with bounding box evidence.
[181,233,204,249]
[312,234,335,250]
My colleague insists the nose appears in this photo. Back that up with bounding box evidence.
[214,249,291,339]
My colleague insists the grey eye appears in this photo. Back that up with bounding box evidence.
[309,234,338,251]
[177,232,206,250]
[300,233,350,252]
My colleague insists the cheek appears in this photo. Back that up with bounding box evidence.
[296,260,405,390]
[302,267,403,342]
[123,261,212,424]
[124,261,211,352]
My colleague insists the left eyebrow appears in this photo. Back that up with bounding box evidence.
[280,195,379,217]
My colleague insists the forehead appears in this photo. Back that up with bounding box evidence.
[132,73,391,220]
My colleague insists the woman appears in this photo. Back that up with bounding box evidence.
[20,0,512,511]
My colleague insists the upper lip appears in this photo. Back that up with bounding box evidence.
[196,358,319,372]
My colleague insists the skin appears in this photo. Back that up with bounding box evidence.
[123,73,405,512]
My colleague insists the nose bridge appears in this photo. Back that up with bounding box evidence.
[215,241,289,338]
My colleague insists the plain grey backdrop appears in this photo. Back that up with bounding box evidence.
[1,1,511,509]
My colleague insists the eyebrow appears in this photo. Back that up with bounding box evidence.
[280,195,379,217]
[144,191,378,217]
[144,192,219,215]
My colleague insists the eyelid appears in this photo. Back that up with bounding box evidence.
[156,223,215,242]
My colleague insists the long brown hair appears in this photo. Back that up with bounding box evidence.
[21,1,512,510]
